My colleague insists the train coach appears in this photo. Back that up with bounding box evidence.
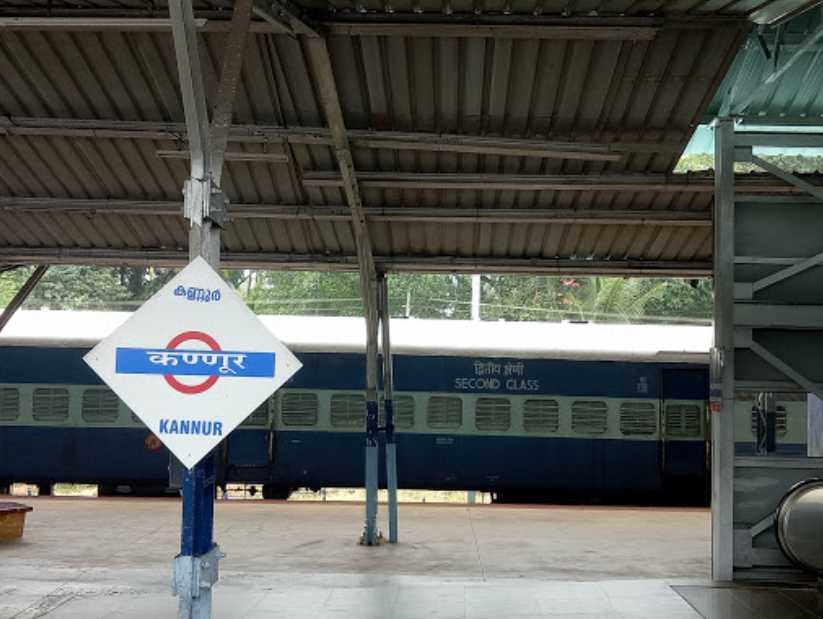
[0,311,804,503]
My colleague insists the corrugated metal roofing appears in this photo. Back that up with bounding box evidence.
[0,1,818,276]
[707,8,823,119]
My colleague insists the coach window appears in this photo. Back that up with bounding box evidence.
[427,396,462,431]
[619,401,657,436]
[379,395,415,430]
[130,411,145,426]
[281,393,319,427]
[0,387,20,422]
[523,399,560,433]
[330,394,366,428]
[33,387,70,423]
[242,399,269,426]
[750,407,789,438]
[571,400,608,435]
[665,403,701,438]
[475,397,511,432]
[81,388,120,423]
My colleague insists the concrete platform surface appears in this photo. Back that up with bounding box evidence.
[0,498,718,618]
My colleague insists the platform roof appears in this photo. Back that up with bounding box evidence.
[0,1,820,277]
[707,8,823,121]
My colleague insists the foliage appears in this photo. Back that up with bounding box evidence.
[676,153,823,174]
[480,276,711,324]
[645,279,714,323]
[0,266,132,310]
[245,270,472,319]
[0,265,713,324]
[387,274,472,319]
[0,266,179,311]
[246,271,362,316]
[115,267,177,302]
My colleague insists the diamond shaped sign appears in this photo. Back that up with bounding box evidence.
[84,257,302,468]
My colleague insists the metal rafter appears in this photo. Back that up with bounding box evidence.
[210,0,254,186]
[0,247,712,276]
[0,14,740,34]
[300,171,812,193]
[0,116,687,159]
[0,197,713,225]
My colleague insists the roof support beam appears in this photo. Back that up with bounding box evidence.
[324,22,658,39]
[0,117,685,159]
[253,0,322,36]
[0,264,48,333]
[210,0,254,187]
[304,34,382,547]
[0,197,713,225]
[301,171,808,193]
[0,247,712,277]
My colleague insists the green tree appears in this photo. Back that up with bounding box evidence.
[565,278,668,323]
[246,271,363,315]
[645,279,713,323]
[116,267,177,301]
[481,275,572,321]
[676,153,823,174]
[18,266,132,310]
[0,265,714,324]
[387,274,471,319]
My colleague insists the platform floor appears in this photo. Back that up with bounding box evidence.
[0,497,809,618]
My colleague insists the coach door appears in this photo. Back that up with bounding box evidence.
[660,369,709,486]
[225,396,274,481]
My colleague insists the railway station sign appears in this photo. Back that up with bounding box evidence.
[84,257,301,468]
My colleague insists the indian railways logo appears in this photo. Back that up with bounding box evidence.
[114,330,276,395]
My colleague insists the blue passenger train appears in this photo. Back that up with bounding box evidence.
[0,310,795,503]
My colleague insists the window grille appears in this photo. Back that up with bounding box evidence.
[281,393,319,427]
[665,404,701,437]
[379,395,415,430]
[427,396,462,430]
[33,387,70,422]
[81,388,119,423]
[330,394,365,428]
[242,399,269,426]
[571,400,608,435]
[750,407,788,438]
[475,398,511,432]
[523,399,560,433]
[0,388,20,421]
[619,401,657,436]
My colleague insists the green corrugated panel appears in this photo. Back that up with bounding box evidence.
[707,10,823,120]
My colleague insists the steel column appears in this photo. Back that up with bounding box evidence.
[712,118,736,581]
[363,275,380,546]
[169,0,250,615]
[304,35,382,546]
[0,265,48,333]
[169,0,220,615]
[378,274,398,543]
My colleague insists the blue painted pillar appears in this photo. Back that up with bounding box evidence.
[180,456,215,556]
[364,399,379,544]
[173,453,223,619]
[362,271,380,546]
[378,274,398,543]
